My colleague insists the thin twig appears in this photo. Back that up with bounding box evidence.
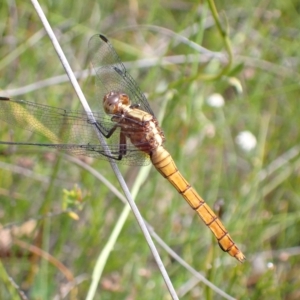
[5,52,300,98]
[0,260,28,300]
[206,0,233,80]
[0,160,72,187]
[4,52,225,97]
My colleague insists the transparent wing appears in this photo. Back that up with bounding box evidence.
[0,99,150,166]
[88,34,154,117]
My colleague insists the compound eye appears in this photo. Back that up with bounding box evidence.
[103,92,119,114]
[106,102,117,114]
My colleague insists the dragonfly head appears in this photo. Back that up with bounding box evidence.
[103,91,131,114]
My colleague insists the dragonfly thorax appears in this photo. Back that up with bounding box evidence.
[103,91,131,115]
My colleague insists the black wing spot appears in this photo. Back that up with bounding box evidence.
[113,66,124,76]
[0,96,9,101]
[99,34,108,43]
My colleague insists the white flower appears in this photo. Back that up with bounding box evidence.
[235,131,257,152]
[206,93,224,107]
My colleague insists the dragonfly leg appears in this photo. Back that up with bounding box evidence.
[119,130,127,156]
[94,121,118,138]
[92,122,127,161]
[90,150,123,161]
[91,134,126,162]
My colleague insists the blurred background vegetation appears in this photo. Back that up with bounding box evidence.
[0,0,300,299]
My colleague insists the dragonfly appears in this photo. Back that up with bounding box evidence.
[0,34,245,262]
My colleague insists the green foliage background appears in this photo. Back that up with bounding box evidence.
[0,0,299,299]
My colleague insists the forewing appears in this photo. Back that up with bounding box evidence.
[88,34,154,116]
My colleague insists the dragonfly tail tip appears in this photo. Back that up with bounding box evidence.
[236,252,246,263]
